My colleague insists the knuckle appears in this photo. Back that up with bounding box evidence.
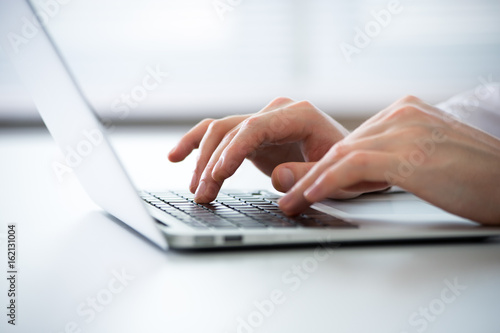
[322,166,338,183]
[347,151,370,167]
[390,105,422,119]
[283,100,322,122]
[335,139,348,152]
[269,96,294,108]
[399,95,421,104]
[329,140,348,158]
[292,100,314,110]
[241,115,260,129]
[206,119,225,134]
[200,118,214,127]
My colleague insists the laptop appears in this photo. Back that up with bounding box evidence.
[2,0,499,250]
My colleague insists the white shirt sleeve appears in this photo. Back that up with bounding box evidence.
[435,83,500,139]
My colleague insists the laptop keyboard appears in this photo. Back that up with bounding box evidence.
[141,191,355,230]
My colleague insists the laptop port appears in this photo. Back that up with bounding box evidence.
[224,235,243,244]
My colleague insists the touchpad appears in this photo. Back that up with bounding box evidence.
[314,192,476,225]
[329,197,443,215]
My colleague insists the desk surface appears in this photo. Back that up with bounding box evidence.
[1,127,499,333]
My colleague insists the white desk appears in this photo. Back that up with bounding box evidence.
[1,126,499,333]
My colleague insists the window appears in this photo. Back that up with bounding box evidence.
[1,0,499,122]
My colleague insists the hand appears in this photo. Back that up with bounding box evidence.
[168,97,350,202]
[278,95,500,225]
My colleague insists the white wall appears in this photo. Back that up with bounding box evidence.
[1,0,499,122]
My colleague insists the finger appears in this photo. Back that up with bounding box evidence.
[303,151,396,204]
[276,140,383,214]
[192,98,298,202]
[195,98,336,202]
[194,126,242,202]
[248,142,305,177]
[190,115,249,192]
[258,96,296,114]
[277,144,345,215]
[195,107,301,202]
[168,118,213,162]
[191,97,296,198]
[193,175,225,204]
[337,132,409,157]
[342,181,391,194]
[211,106,313,182]
[271,162,316,192]
[201,104,327,202]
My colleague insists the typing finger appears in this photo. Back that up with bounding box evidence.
[277,143,348,215]
[194,125,242,202]
[211,105,314,182]
[194,106,302,202]
[303,151,396,204]
[190,115,249,192]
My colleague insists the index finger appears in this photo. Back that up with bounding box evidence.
[211,106,312,182]
[277,143,346,215]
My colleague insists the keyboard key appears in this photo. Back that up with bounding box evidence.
[244,199,269,204]
[237,208,265,213]
[147,191,355,230]
[223,201,240,205]
[265,220,297,228]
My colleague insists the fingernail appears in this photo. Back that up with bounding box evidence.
[189,170,199,193]
[278,193,294,211]
[195,180,207,200]
[277,168,294,190]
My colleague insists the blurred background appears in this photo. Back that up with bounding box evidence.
[1,0,499,126]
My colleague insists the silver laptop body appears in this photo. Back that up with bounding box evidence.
[2,0,499,250]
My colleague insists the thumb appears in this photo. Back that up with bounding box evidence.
[271,162,316,193]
